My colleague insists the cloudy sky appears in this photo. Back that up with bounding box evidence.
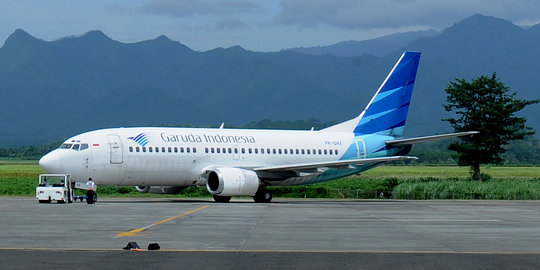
[1,0,539,51]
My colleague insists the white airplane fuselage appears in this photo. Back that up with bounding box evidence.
[39,127,399,186]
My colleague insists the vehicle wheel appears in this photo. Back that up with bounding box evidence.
[253,189,272,203]
[213,195,231,203]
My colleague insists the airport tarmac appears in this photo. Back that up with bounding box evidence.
[1,197,540,269]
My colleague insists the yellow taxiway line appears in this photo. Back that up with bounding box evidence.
[116,205,208,237]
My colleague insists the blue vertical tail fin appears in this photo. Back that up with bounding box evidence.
[353,51,421,137]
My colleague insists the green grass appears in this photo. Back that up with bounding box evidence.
[2,160,540,199]
[0,160,43,196]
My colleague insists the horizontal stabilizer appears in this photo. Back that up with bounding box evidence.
[386,131,479,146]
[254,156,417,172]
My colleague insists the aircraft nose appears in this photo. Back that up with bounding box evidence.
[39,150,64,173]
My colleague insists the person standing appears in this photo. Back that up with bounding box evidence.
[86,177,97,204]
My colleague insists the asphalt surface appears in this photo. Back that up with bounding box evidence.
[1,197,540,269]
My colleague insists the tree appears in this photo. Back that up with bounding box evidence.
[443,73,539,180]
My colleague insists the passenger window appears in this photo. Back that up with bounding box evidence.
[301,149,305,154]
[248,148,252,154]
[142,147,146,152]
[255,148,258,154]
[149,147,153,153]
[136,147,140,152]
[318,149,322,155]
[260,148,264,154]
[296,149,299,154]
[216,148,220,153]
[278,149,282,154]
[181,147,184,153]
[187,147,191,153]
[228,148,232,154]
[241,148,245,154]
[162,147,165,152]
[335,149,338,155]
[174,147,178,153]
[80,144,89,151]
[193,148,197,153]
[307,149,310,155]
[324,149,327,155]
[284,149,288,154]
[211,148,215,153]
[234,148,238,154]
[267,148,271,154]
[129,146,133,152]
[313,149,317,155]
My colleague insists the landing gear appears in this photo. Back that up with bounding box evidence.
[213,195,232,203]
[253,189,272,203]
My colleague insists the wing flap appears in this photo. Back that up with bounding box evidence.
[254,156,417,172]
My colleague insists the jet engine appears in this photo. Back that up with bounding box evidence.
[205,167,260,196]
[135,185,185,194]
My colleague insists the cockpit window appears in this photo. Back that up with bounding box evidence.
[60,143,89,151]
[60,143,73,149]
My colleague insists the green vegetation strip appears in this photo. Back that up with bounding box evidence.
[1,160,539,200]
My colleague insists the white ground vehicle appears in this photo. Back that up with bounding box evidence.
[36,174,73,203]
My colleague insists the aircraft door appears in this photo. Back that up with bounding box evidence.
[355,138,366,159]
[107,134,123,164]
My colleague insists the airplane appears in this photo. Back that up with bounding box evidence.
[39,51,476,203]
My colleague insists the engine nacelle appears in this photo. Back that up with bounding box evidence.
[135,185,185,194]
[205,167,260,196]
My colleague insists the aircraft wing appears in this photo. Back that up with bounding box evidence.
[385,131,479,146]
[253,156,417,172]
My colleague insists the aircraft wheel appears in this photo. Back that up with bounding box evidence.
[213,195,231,203]
[38,200,50,204]
[253,189,272,203]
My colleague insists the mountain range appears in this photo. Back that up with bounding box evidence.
[0,14,539,147]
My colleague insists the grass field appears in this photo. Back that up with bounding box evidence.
[1,159,539,199]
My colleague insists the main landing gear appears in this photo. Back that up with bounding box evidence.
[211,188,273,203]
[253,188,272,203]
[213,195,232,203]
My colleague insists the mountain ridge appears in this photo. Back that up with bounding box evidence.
[0,14,539,147]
